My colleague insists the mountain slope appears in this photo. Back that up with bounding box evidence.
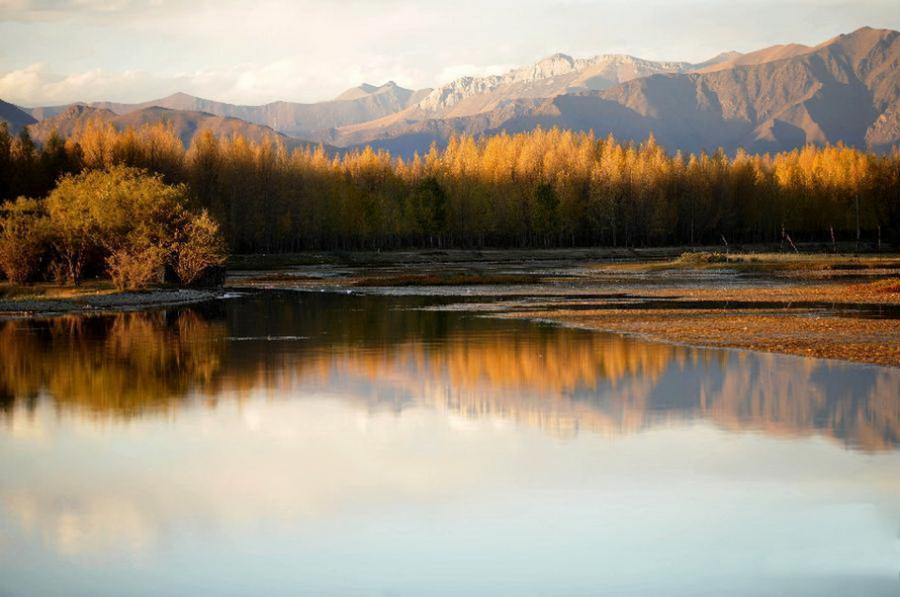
[27,104,322,151]
[332,27,900,156]
[413,53,695,119]
[28,82,430,139]
[693,43,813,73]
[0,100,38,133]
[21,26,899,155]
[598,26,899,152]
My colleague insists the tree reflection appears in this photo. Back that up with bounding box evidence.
[0,309,226,416]
[0,291,897,451]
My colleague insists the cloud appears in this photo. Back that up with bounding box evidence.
[0,63,181,106]
[0,0,190,22]
[1,0,898,106]
[0,60,427,106]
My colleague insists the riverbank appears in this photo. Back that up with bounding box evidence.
[229,249,900,367]
[3,249,898,366]
[0,283,221,318]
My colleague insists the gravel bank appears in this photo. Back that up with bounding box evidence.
[0,289,221,319]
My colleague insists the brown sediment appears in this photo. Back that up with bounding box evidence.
[494,277,900,368]
[232,257,900,367]
[605,278,900,305]
[504,307,900,367]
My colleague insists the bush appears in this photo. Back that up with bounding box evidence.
[106,243,168,291]
[0,197,51,284]
[173,210,227,285]
[46,166,191,284]
[1,166,227,289]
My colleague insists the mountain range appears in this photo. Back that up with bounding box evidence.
[5,26,898,156]
[25,104,322,151]
[25,81,427,139]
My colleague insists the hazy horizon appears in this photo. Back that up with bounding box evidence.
[1,0,899,107]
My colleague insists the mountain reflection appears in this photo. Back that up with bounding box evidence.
[1,291,897,451]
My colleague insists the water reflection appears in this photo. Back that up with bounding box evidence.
[0,310,226,416]
[1,291,897,451]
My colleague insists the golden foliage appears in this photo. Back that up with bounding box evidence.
[2,121,898,252]
[0,165,227,287]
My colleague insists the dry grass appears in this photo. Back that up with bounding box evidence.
[853,278,900,295]
[631,278,900,305]
[601,252,900,275]
[0,279,117,301]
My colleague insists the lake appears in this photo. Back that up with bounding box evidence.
[1,290,899,596]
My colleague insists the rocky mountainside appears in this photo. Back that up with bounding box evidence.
[330,27,900,156]
[413,53,696,118]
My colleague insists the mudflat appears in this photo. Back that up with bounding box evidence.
[230,249,900,367]
[3,249,898,366]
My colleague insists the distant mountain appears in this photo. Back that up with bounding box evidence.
[689,51,744,72]
[329,27,900,156]
[692,43,813,73]
[27,82,430,139]
[0,99,38,133]
[403,53,696,121]
[27,104,323,151]
[20,26,900,156]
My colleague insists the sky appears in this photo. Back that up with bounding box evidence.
[1,0,898,107]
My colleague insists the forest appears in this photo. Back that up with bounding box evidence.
[1,119,898,255]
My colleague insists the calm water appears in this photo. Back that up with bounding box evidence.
[1,291,899,596]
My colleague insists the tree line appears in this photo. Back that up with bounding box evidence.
[1,120,898,253]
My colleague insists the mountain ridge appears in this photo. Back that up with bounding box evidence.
[26,104,328,152]
[327,26,900,156]
[12,26,900,156]
[25,82,430,139]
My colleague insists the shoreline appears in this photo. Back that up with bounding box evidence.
[2,250,897,367]
[499,308,900,368]
[0,288,222,319]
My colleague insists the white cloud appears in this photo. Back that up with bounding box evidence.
[0,63,183,106]
[0,61,420,106]
[0,0,898,106]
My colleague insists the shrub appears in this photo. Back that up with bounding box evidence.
[173,210,227,285]
[106,243,168,291]
[41,165,226,288]
[0,197,51,284]
[46,166,191,284]
[0,167,227,289]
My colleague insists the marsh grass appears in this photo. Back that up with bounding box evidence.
[0,280,117,301]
